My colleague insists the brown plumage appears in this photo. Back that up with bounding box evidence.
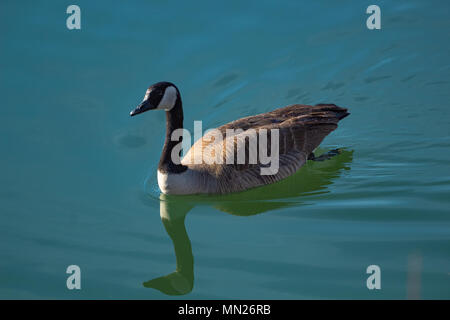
[181,103,349,194]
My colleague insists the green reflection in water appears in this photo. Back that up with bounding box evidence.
[144,149,353,295]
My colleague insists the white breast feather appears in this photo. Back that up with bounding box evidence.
[157,169,203,195]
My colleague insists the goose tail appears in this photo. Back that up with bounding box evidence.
[315,103,350,121]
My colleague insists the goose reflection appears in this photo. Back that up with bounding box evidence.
[143,149,353,295]
[143,196,194,295]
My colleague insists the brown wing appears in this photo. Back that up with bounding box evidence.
[181,104,349,193]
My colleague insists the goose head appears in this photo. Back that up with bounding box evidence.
[130,81,180,116]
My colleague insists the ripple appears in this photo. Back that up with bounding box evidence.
[285,87,303,99]
[115,133,147,148]
[322,81,345,91]
[401,74,417,82]
[213,73,239,87]
[364,75,392,84]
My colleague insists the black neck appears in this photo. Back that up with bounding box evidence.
[158,97,188,174]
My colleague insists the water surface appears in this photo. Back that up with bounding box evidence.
[0,0,449,299]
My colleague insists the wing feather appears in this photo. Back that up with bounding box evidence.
[181,104,348,193]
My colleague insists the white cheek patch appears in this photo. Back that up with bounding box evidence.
[157,86,177,111]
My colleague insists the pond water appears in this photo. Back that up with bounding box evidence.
[0,0,449,299]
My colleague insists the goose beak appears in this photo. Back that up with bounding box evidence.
[130,100,156,117]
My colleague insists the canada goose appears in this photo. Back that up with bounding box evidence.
[130,81,349,195]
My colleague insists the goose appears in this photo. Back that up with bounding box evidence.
[130,81,349,195]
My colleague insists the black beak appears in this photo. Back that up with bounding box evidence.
[130,100,156,117]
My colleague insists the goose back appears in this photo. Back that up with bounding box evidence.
[180,104,349,194]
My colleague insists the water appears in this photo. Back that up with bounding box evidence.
[1,0,449,299]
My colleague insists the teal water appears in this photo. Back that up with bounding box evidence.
[1,0,449,299]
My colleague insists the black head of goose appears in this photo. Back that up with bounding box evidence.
[130,81,349,195]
